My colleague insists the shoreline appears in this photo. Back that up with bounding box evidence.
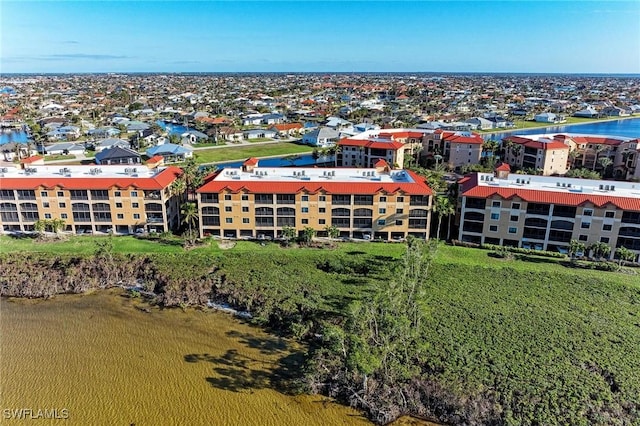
[479,114,640,136]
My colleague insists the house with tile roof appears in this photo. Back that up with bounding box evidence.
[196,158,433,241]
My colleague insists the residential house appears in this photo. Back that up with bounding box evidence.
[95,146,142,165]
[42,142,85,156]
[302,127,339,148]
[95,138,130,153]
[243,129,278,140]
[146,143,193,163]
[464,117,494,130]
[534,112,566,123]
[180,130,209,144]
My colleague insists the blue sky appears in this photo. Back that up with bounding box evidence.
[1,1,639,73]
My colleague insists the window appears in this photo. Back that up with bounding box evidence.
[397,196,404,202]
[379,196,387,202]
[301,195,309,202]
[131,191,138,197]
[242,218,249,224]
[489,225,498,232]
[319,219,326,225]
[40,191,48,197]
[59,202,66,208]
[319,207,326,213]
[225,218,233,223]
[396,208,404,214]
[379,208,386,214]
[61,213,67,219]
[395,220,403,225]
[508,227,517,234]
[510,215,518,222]
[224,194,232,201]
[43,202,50,208]
[44,213,52,219]
[242,206,249,213]
[492,201,501,208]
[301,219,309,224]
[133,213,140,219]
[581,222,590,229]
[605,211,615,218]
[579,234,588,241]
[583,209,593,216]
[490,213,500,220]
[319,195,326,202]
[57,191,64,197]
[117,213,124,219]
[225,206,232,212]
[255,194,273,204]
[603,224,612,231]
[241,194,249,201]
[302,207,309,213]
[601,237,610,243]
[132,202,139,208]
[116,202,123,208]
[114,191,121,197]
[378,219,386,226]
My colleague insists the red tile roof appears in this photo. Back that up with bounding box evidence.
[504,135,569,150]
[338,138,405,150]
[374,159,389,167]
[460,174,640,211]
[243,157,259,166]
[271,123,303,131]
[20,156,44,164]
[2,166,182,191]
[146,155,164,164]
[495,163,511,172]
[197,170,432,196]
[443,132,484,145]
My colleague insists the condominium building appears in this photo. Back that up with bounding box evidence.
[196,158,433,241]
[457,168,640,260]
[502,134,569,175]
[0,164,182,234]
[421,129,484,169]
[337,128,428,168]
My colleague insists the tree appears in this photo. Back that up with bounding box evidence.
[592,144,607,171]
[433,195,454,241]
[301,226,316,245]
[324,225,340,239]
[568,149,582,168]
[181,158,205,201]
[589,241,611,260]
[568,239,586,261]
[50,218,66,234]
[33,219,47,237]
[598,157,613,177]
[280,225,297,246]
[180,202,199,245]
[615,246,635,265]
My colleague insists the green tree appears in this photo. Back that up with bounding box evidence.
[568,239,586,262]
[50,218,66,234]
[324,225,340,239]
[615,246,635,265]
[180,202,199,245]
[280,225,297,245]
[181,158,205,201]
[589,241,611,260]
[592,144,607,171]
[433,194,454,241]
[301,226,316,245]
[33,219,47,237]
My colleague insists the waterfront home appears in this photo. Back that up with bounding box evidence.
[573,107,599,118]
[95,146,141,165]
[86,127,121,139]
[95,138,130,153]
[302,127,339,148]
[146,143,193,162]
[219,127,244,142]
[46,126,81,141]
[196,157,433,241]
[601,106,631,117]
[41,142,85,156]
[180,130,208,144]
[243,129,278,140]
[534,112,566,124]
[464,117,494,130]
[269,123,303,137]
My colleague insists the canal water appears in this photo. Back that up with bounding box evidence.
[481,117,640,140]
[0,290,370,425]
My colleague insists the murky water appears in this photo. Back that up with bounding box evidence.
[0,290,370,425]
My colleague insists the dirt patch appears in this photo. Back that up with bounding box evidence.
[218,240,237,250]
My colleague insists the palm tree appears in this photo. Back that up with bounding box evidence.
[51,218,66,234]
[180,202,199,244]
[598,157,613,177]
[280,225,297,246]
[324,225,340,239]
[301,226,316,245]
[433,194,454,241]
[615,246,635,265]
[33,219,47,237]
[592,144,607,171]
[568,239,586,262]
[568,150,582,169]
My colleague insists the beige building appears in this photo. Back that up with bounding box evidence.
[0,164,182,234]
[457,170,640,261]
[503,135,569,175]
[421,130,484,170]
[196,158,433,241]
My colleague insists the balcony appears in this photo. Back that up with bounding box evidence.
[146,216,164,223]
[144,191,162,201]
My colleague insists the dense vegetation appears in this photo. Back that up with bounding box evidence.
[2,236,640,425]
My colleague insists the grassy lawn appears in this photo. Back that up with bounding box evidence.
[193,142,314,164]
[44,154,76,162]
[192,142,225,148]
[247,137,275,143]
